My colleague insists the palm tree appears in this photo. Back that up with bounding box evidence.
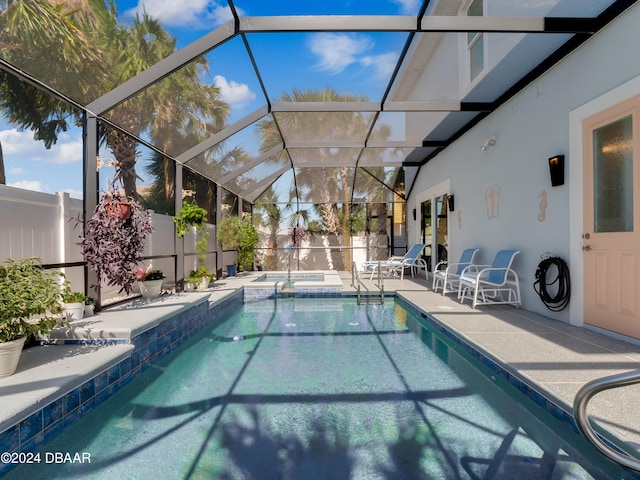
[80,2,231,200]
[0,0,101,184]
[253,187,282,270]
[256,87,372,270]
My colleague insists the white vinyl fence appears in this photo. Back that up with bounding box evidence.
[0,185,213,303]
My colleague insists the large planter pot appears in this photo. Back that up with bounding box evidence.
[198,277,210,290]
[138,279,163,299]
[63,302,85,321]
[226,264,236,277]
[0,336,27,379]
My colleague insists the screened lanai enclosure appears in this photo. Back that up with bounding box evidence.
[0,0,635,306]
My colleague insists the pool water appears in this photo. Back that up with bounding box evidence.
[7,298,626,479]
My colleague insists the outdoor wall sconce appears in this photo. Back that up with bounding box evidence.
[548,155,565,186]
[481,136,496,151]
[412,208,417,220]
[447,194,455,211]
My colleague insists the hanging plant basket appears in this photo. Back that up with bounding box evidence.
[81,190,154,295]
[105,201,132,220]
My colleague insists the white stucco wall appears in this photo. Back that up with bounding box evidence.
[407,2,640,322]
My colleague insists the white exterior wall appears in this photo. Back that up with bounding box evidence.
[407,2,640,321]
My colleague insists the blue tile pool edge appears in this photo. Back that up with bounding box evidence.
[392,295,576,425]
[0,290,244,477]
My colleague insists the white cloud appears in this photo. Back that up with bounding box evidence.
[360,52,399,78]
[213,75,256,106]
[0,129,82,164]
[8,166,25,175]
[125,0,238,29]
[309,33,397,79]
[309,33,374,74]
[63,188,83,199]
[8,179,49,193]
[392,0,421,15]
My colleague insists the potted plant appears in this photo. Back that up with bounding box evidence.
[62,290,86,321]
[84,297,95,317]
[184,276,199,292]
[217,213,258,275]
[134,266,165,299]
[174,201,212,279]
[216,215,241,276]
[80,188,154,295]
[0,257,66,378]
[188,267,215,290]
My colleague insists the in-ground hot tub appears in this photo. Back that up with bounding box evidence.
[243,270,343,301]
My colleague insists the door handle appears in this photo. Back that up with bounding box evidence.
[583,245,592,251]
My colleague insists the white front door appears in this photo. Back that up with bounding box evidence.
[582,96,640,339]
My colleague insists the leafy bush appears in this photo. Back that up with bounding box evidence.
[217,214,259,271]
[216,215,242,250]
[0,258,66,343]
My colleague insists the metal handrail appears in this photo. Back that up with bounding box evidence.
[352,262,383,304]
[573,369,640,472]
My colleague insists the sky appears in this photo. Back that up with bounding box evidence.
[1,0,415,199]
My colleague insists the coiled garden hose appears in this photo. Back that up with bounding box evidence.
[533,255,571,312]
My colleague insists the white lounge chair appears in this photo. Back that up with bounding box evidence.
[458,250,521,308]
[432,248,480,295]
[363,243,427,281]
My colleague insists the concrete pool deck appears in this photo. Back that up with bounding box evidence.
[1,269,639,465]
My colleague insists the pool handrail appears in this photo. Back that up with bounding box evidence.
[573,369,640,472]
[352,262,383,304]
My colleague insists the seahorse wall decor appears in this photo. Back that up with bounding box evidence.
[538,189,548,222]
[485,184,500,219]
[457,209,462,230]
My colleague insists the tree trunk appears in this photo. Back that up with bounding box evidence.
[0,141,5,185]
[106,127,139,199]
[163,157,174,208]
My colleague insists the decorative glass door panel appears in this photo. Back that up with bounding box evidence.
[593,114,633,233]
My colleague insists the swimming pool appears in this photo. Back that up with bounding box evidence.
[5,297,625,479]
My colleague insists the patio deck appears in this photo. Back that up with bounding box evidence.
[1,270,639,466]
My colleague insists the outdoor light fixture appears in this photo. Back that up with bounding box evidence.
[481,137,497,151]
[447,194,455,211]
[548,155,565,186]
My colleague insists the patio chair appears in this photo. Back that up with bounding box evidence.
[364,243,428,281]
[458,250,521,308]
[432,248,480,294]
